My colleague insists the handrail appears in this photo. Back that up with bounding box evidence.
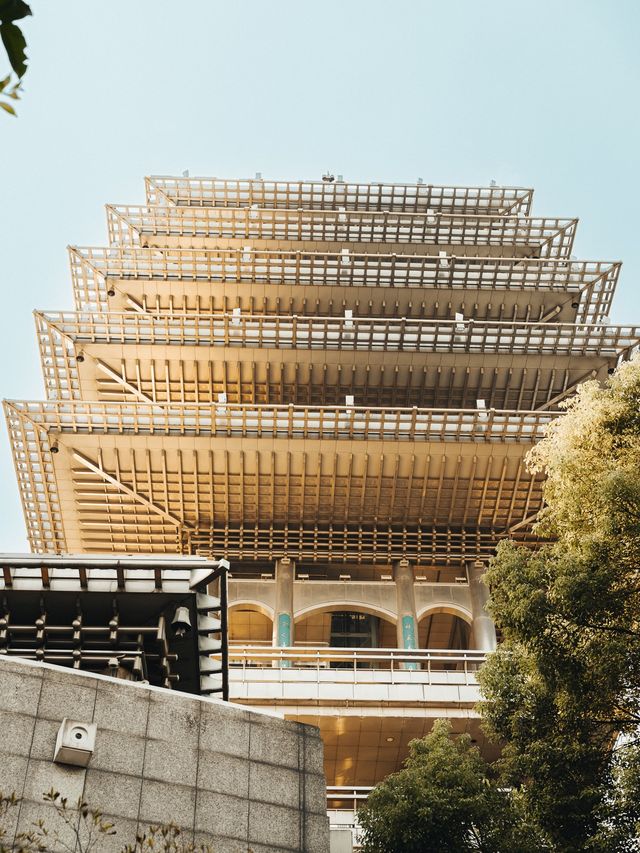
[106,205,577,258]
[37,310,639,356]
[6,399,556,443]
[69,246,617,323]
[228,645,486,663]
[327,786,373,806]
[146,175,533,215]
[226,645,485,687]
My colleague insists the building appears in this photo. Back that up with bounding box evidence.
[5,174,637,846]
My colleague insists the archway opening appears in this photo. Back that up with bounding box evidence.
[295,607,396,668]
[418,608,472,671]
[229,605,273,647]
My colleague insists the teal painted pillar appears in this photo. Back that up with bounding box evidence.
[272,557,294,666]
[468,562,497,652]
[394,559,419,670]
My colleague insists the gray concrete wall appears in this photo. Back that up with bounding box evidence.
[0,656,329,853]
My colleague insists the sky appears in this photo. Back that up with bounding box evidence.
[0,0,639,552]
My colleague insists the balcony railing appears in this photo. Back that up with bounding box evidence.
[37,311,639,357]
[228,645,485,680]
[145,175,533,215]
[106,205,577,258]
[6,400,555,443]
[69,246,618,324]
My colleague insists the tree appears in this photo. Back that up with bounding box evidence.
[357,719,546,853]
[478,356,640,852]
[0,0,31,115]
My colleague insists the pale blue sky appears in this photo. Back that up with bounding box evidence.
[0,0,639,551]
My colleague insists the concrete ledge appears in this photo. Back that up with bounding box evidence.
[0,655,329,852]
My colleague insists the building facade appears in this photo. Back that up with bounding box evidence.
[5,175,637,843]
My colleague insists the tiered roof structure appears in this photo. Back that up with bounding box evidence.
[5,176,634,568]
[5,176,638,834]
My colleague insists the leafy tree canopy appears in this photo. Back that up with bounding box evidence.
[478,356,640,852]
[357,719,546,853]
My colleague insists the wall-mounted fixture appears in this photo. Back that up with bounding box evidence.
[53,718,97,768]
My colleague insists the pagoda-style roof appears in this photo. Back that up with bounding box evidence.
[35,311,637,409]
[105,205,578,258]
[69,246,616,323]
[4,399,548,560]
[145,176,534,216]
[4,175,635,575]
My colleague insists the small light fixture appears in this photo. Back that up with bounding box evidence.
[339,574,351,581]
[297,573,309,580]
[380,573,392,581]
[107,288,116,297]
[76,352,85,363]
[415,575,427,581]
[50,443,59,454]
[386,737,394,743]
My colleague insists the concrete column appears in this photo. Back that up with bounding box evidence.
[468,562,497,651]
[272,557,294,655]
[394,559,419,669]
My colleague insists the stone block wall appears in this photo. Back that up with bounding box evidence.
[0,656,329,852]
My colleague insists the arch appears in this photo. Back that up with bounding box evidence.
[416,603,472,625]
[293,601,398,625]
[229,600,275,621]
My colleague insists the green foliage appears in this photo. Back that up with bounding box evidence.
[0,0,30,116]
[0,0,30,77]
[357,719,547,853]
[478,356,640,852]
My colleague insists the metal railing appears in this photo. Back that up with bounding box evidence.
[145,175,533,215]
[227,645,485,682]
[37,311,639,357]
[69,246,617,323]
[327,787,373,809]
[106,205,577,258]
[6,399,556,443]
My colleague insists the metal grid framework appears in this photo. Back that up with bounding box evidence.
[35,311,637,406]
[4,397,547,559]
[36,348,615,413]
[36,310,639,356]
[0,554,229,697]
[5,399,555,442]
[189,525,537,565]
[69,246,618,323]
[3,175,630,569]
[106,205,578,258]
[145,176,534,215]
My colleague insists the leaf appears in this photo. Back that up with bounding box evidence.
[0,99,15,114]
[0,20,27,77]
[0,0,32,23]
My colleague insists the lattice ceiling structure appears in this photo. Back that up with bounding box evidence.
[5,175,637,566]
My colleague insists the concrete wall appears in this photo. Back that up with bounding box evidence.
[0,656,329,853]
